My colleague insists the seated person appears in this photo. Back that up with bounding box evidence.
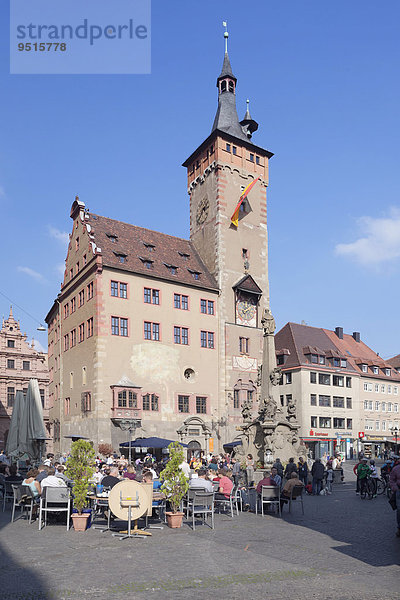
[92,466,104,484]
[36,465,49,484]
[215,469,233,500]
[189,468,213,493]
[256,471,277,495]
[101,467,121,489]
[270,467,282,488]
[41,467,67,490]
[5,464,23,484]
[280,472,304,509]
[123,465,136,481]
[55,465,73,486]
[22,468,41,500]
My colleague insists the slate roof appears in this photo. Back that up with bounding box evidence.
[87,213,218,291]
[218,52,236,81]
[232,274,263,296]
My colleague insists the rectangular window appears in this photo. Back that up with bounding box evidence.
[181,327,188,345]
[226,143,231,152]
[395,404,399,413]
[152,289,159,305]
[81,392,92,413]
[144,322,160,341]
[64,304,69,319]
[388,402,393,412]
[196,396,207,414]
[310,394,317,406]
[365,420,373,431]
[239,337,249,354]
[174,326,181,344]
[7,387,15,407]
[70,329,76,347]
[207,300,214,315]
[311,416,317,428]
[151,394,159,411]
[333,417,345,429]
[286,394,292,406]
[333,396,344,408]
[232,146,237,155]
[201,330,207,347]
[346,397,352,409]
[373,366,379,375]
[388,385,392,394]
[207,332,214,349]
[375,420,380,430]
[87,317,94,338]
[233,389,240,409]
[346,377,352,388]
[363,383,368,392]
[347,418,353,429]
[111,317,119,336]
[381,384,385,393]
[76,237,79,250]
[178,395,189,413]
[256,155,260,165]
[361,364,368,373]
[394,387,398,395]
[153,323,160,341]
[63,334,69,351]
[285,372,292,384]
[7,339,15,348]
[79,290,85,307]
[22,360,30,371]
[70,297,76,313]
[119,283,127,299]
[247,390,253,404]
[333,358,340,367]
[319,356,325,365]
[319,417,331,429]
[144,288,151,303]
[319,395,331,407]
[144,288,159,304]
[174,293,188,310]
[375,384,379,393]
[111,281,119,296]
[249,153,254,162]
[333,375,344,387]
[120,318,128,337]
[200,299,207,313]
[142,394,150,410]
[340,359,347,368]
[310,372,317,384]
[174,326,188,345]
[319,373,331,385]
[87,281,94,300]
[65,397,70,415]
[174,293,181,309]
[79,323,85,343]
[382,421,387,431]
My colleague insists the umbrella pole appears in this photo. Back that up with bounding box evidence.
[128,428,132,465]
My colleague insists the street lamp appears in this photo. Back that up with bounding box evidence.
[117,419,142,464]
[390,426,399,453]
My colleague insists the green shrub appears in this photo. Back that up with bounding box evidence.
[65,440,95,514]
[160,442,189,514]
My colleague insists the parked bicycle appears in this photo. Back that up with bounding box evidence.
[360,476,374,500]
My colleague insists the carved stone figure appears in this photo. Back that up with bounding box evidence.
[256,365,262,387]
[286,397,297,422]
[264,395,277,421]
[241,401,253,423]
[269,367,282,387]
[261,308,276,336]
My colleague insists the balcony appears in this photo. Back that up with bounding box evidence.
[111,406,142,420]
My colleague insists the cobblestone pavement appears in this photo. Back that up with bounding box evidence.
[0,463,399,600]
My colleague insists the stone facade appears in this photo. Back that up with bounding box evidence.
[0,307,50,450]
[45,43,275,456]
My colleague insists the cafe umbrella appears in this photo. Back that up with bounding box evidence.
[18,379,48,461]
[5,390,25,458]
[120,437,188,450]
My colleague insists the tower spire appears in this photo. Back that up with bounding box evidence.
[223,20,228,54]
[240,98,258,139]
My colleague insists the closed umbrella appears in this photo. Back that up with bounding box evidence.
[19,379,47,460]
[5,391,25,458]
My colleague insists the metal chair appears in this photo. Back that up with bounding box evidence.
[2,482,15,511]
[285,484,304,514]
[38,487,71,531]
[11,484,35,523]
[187,491,214,531]
[260,485,281,517]
[214,485,238,517]
[183,487,206,518]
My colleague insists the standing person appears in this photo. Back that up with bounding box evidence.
[284,458,298,480]
[325,464,334,494]
[231,458,241,486]
[246,454,254,487]
[298,457,308,487]
[357,458,372,496]
[369,459,379,497]
[311,459,325,495]
[273,458,284,479]
[179,458,190,479]
[353,457,363,494]
[389,457,400,537]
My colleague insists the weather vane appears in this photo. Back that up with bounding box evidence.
[223,20,228,53]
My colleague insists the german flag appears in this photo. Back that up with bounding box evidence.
[230,176,260,227]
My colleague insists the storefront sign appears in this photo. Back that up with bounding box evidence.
[309,430,329,437]
[335,431,352,438]
[209,438,214,452]
[358,431,365,439]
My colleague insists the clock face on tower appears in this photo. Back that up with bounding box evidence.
[236,296,257,327]
[196,197,209,225]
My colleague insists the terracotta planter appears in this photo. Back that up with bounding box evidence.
[166,511,184,528]
[71,512,90,531]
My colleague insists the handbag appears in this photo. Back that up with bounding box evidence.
[388,491,397,511]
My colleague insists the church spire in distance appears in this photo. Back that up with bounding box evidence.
[211,21,256,142]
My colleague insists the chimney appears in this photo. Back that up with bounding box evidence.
[335,327,343,339]
[352,332,360,343]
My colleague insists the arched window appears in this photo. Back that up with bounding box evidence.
[228,81,234,93]
[220,80,227,93]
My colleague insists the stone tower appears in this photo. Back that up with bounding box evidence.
[183,29,274,444]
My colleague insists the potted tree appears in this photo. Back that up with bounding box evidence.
[160,441,189,528]
[66,439,95,531]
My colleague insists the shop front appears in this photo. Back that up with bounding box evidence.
[302,430,335,460]
[333,431,355,460]
[361,434,392,458]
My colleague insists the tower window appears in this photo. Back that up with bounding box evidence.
[226,143,231,153]
[232,146,237,155]
[221,80,227,92]
[210,145,214,154]
[228,81,234,93]
[256,156,260,165]
[249,153,254,162]
[242,249,248,258]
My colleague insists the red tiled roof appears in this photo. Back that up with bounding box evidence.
[388,354,400,370]
[87,213,218,291]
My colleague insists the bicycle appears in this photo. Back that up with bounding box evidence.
[375,477,386,496]
[381,472,392,498]
[360,476,374,499]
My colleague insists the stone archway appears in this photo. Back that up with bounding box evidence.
[177,416,212,455]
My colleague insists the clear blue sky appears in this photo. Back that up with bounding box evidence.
[1,1,399,357]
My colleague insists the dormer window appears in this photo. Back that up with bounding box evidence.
[114,252,127,264]
[178,252,190,261]
[106,234,118,243]
[310,354,318,364]
[188,269,201,280]
[373,366,379,375]
[139,257,153,269]
[361,364,368,373]
[385,368,391,376]
[164,263,177,275]
[340,359,347,368]
[144,243,155,252]
[319,356,325,365]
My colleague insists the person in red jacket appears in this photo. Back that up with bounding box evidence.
[389,457,400,537]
